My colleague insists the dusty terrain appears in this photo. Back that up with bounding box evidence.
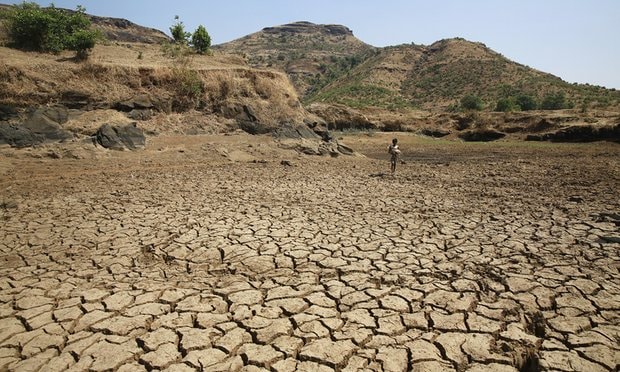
[0,133,619,371]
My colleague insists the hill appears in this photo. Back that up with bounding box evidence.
[215,21,376,97]
[307,38,620,112]
[217,23,619,112]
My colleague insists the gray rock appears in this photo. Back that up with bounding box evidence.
[126,109,153,121]
[0,123,44,148]
[22,106,72,142]
[60,90,92,109]
[0,104,18,121]
[116,94,154,112]
[95,123,146,150]
[273,123,320,140]
[458,129,505,142]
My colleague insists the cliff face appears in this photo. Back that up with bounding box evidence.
[261,21,354,37]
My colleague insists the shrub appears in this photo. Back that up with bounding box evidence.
[516,94,537,111]
[169,15,190,44]
[171,68,204,111]
[460,94,483,111]
[160,41,191,60]
[68,28,99,60]
[191,25,211,54]
[541,92,569,110]
[495,97,519,112]
[3,2,99,59]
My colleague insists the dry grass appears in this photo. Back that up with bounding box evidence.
[0,43,311,131]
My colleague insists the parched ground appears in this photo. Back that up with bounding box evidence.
[0,133,619,371]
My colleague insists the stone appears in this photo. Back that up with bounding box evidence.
[95,123,146,150]
[273,123,320,140]
[22,106,72,142]
[116,95,154,111]
[0,123,44,148]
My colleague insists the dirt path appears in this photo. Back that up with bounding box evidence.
[0,133,619,371]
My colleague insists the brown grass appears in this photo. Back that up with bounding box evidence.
[0,43,311,131]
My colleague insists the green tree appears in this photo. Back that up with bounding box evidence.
[3,2,99,59]
[191,25,211,54]
[541,92,568,110]
[460,94,483,111]
[495,97,519,112]
[170,15,190,44]
[516,94,537,111]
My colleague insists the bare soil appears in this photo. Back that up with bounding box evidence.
[0,133,618,371]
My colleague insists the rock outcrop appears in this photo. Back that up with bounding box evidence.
[526,124,620,143]
[0,106,73,148]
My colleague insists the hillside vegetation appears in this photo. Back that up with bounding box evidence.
[306,39,620,112]
[215,21,376,97]
[217,22,619,113]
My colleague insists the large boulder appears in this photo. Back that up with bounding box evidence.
[0,123,44,148]
[22,106,73,142]
[95,123,146,150]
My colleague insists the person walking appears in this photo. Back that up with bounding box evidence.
[388,138,400,174]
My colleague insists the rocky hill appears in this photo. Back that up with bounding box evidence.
[215,21,376,97]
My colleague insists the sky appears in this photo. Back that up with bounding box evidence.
[5,0,620,89]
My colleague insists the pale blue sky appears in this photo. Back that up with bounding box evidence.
[5,0,620,89]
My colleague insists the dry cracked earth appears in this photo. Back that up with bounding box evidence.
[0,133,619,372]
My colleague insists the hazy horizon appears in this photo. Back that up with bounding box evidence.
[4,0,619,89]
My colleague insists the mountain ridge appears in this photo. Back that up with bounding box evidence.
[217,21,619,112]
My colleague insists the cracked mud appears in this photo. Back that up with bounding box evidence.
[0,133,619,371]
